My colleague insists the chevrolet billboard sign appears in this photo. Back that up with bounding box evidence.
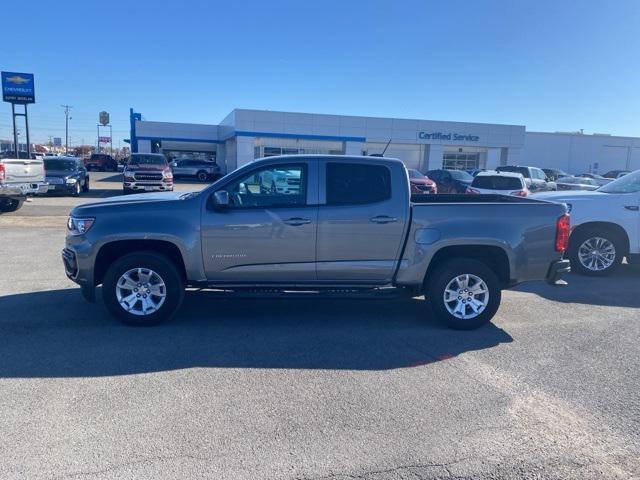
[2,71,35,104]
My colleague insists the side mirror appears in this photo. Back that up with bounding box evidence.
[212,190,230,210]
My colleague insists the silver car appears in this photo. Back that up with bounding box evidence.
[169,159,221,182]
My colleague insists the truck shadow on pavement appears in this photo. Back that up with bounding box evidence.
[0,289,512,378]
[511,264,640,308]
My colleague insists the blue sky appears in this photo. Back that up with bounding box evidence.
[1,0,639,147]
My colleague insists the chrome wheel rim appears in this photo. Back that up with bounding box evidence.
[578,237,616,271]
[116,268,167,316]
[443,274,489,320]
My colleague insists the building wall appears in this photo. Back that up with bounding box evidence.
[131,108,640,176]
[523,132,640,174]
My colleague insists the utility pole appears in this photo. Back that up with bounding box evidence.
[61,104,73,154]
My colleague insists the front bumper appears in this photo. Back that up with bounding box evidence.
[46,183,77,194]
[546,259,571,284]
[0,181,49,197]
[62,244,96,302]
[123,181,173,192]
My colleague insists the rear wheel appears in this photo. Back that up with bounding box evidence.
[568,228,624,276]
[426,258,501,330]
[102,251,184,326]
[0,198,24,213]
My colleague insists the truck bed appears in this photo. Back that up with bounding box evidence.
[411,193,546,204]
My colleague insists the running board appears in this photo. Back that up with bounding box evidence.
[185,286,416,299]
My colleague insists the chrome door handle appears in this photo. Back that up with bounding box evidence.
[283,217,311,226]
[370,215,398,224]
[624,205,639,211]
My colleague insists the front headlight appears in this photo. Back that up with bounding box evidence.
[66,177,78,184]
[67,216,95,235]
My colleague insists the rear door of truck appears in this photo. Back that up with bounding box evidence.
[316,158,409,283]
[1,158,44,187]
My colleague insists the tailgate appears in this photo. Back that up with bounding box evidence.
[1,159,45,183]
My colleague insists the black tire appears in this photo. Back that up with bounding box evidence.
[568,228,624,276]
[83,178,90,192]
[0,198,24,213]
[102,251,184,326]
[196,170,208,182]
[71,181,81,197]
[426,258,501,330]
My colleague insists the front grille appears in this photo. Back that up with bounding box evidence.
[134,172,163,181]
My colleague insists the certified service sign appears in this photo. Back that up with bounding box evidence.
[1,72,35,104]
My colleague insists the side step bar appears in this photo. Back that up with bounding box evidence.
[185,286,418,300]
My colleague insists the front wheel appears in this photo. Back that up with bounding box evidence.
[568,228,623,276]
[426,258,501,330]
[71,181,81,197]
[196,170,208,182]
[102,251,184,326]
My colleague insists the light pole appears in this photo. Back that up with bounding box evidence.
[61,104,73,154]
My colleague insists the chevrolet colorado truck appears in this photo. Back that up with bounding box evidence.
[535,168,640,276]
[0,156,48,213]
[63,155,570,329]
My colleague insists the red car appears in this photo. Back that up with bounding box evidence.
[407,169,437,194]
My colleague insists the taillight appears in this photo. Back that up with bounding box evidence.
[510,190,528,197]
[466,187,480,194]
[0,164,5,182]
[555,214,570,252]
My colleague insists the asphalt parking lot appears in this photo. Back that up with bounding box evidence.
[1,175,639,479]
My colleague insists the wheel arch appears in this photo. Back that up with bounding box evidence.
[571,221,630,256]
[94,239,187,286]
[423,245,511,289]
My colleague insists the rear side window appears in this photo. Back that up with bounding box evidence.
[472,175,523,190]
[326,163,391,205]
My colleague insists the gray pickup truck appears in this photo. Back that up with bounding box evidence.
[63,155,570,329]
[0,157,48,213]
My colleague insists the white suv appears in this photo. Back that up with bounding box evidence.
[466,171,529,197]
[535,170,640,276]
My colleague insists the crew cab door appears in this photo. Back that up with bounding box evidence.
[316,160,409,283]
[201,160,319,282]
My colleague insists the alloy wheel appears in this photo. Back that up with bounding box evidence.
[443,273,489,320]
[578,237,616,271]
[116,267,167,316]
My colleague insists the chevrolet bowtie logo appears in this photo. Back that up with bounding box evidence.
[6,75,31,85]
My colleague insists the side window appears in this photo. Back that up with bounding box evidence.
[534,168,545,180]
[326,163,391,206]
[223,164,306,208]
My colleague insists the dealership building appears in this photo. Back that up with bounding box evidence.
[130,108,640,175]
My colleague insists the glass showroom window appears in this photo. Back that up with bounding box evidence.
[256,146,344,158]
[442,153,479,170]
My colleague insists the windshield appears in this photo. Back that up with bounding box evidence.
[449,170,473,182]
[598,170,640,193]
[407,169,424,179]
[128,154,167,166]
[44,159,76,171]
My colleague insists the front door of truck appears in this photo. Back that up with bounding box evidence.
[316,160,408,283]
[201,161,318,282]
